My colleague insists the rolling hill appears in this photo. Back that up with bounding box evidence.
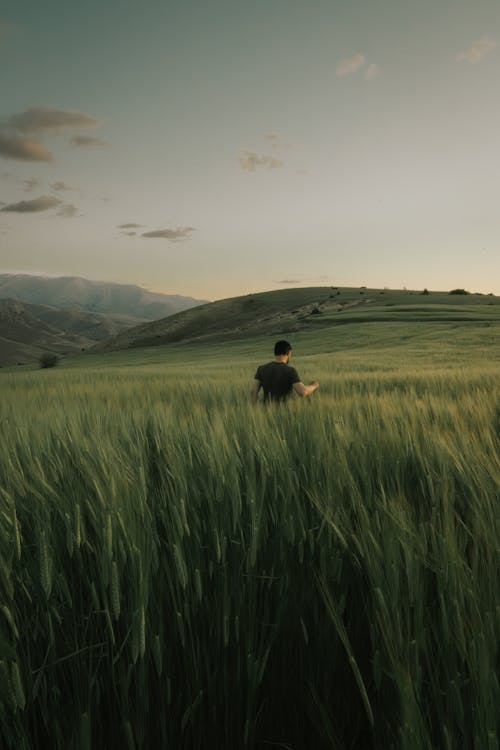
[90,286,500,353]
[0,299,144,366]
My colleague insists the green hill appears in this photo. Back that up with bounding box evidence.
[0,298,141,366]
[90,286,500,353]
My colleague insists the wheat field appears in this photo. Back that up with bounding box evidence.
[0,338,499,749]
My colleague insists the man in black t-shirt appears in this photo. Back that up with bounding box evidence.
[251,340,320,404]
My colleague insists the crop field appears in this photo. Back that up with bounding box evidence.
[0,316,499,749]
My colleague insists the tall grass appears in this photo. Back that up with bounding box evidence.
[0,360,498,749]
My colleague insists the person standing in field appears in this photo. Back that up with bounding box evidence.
[251,340,319,404]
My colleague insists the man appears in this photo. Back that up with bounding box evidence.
[251,340,319,404]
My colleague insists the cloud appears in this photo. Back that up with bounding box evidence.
[56,203,79,218]
[119,222,143,236]
[22,177,42,192]
[0,195,62,213]
[0,106,105,162]
[1,173,44,191]
[336,53,366,77]
[0,132,53,162]
[50,180,74,191]
[141,227,195,241]
[276,279,302,284]
[69,135,109,148]
[4,106,103,135]
[265,133,280,152]
[365,63,380,81]
[457,36,496,63]
[238,135,294,172]
[264,132,294,154]
[238,150,284,171]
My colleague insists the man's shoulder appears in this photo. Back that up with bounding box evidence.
[255,361,299,380]
[256,361,275,372]
[255,361,272,378]
[257,361,297,371]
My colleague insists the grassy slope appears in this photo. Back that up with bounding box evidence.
[89,286,500,352]
[0,299,147,367]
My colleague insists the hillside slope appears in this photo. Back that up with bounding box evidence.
[91,286,500,353]
[0,299,142,366]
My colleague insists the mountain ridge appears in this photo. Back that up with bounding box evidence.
[0,273,208,364]
[0,273,207,320]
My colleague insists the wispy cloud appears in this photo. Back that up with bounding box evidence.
[56,203,79,218]
[119,223,144,236]
[0,173,43,190]
[264,132,294,153]
[265,133,280,152]
[365,63,380,81]
[0,106,105,162]
[457,36,496,63]
[0,132,53,162]
[238,150,284,172]
[4,106,103,135]
[275,274,328,286]
[141,227,195,241]
[0,195,62,213]
[69,135,109,148]
[336,53,366,77]
[50,180,75,192]
[22,177,42,192]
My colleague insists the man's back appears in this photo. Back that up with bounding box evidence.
[251,340,319,405]
[254,361,301,402]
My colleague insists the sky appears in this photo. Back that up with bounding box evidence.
[0,0,499,300]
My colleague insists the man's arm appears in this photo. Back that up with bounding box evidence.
[250,379,262,405]
[292,379,319,398]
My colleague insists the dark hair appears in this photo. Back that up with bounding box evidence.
[274,340,292,355]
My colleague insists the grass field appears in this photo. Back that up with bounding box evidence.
[0,310,499,749]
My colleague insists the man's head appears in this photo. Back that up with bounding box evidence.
[274,340,292,362]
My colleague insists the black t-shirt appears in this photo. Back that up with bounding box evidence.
[254,361,301,402]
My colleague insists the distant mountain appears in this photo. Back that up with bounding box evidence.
[0,298,147,366]
[0,274,207,320]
